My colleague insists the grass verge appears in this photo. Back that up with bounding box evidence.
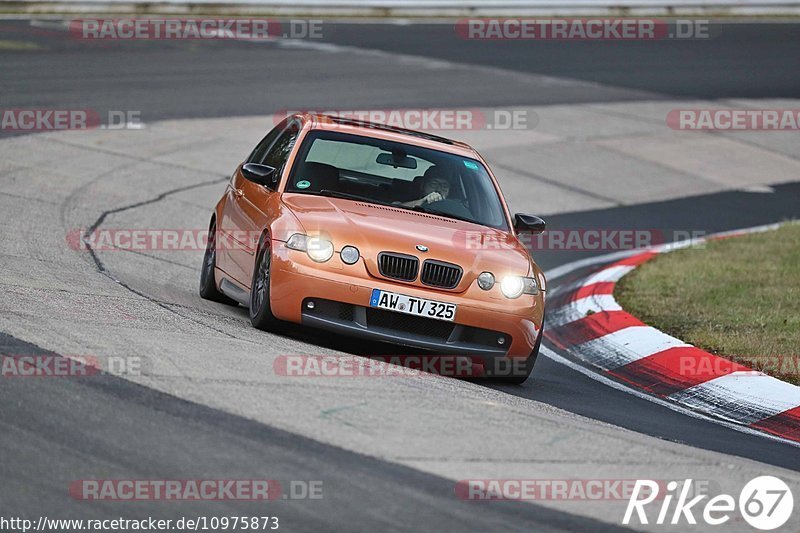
[616,223,800,384]
[0,39,42,50]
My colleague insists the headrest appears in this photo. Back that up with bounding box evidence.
[423,165,451,182]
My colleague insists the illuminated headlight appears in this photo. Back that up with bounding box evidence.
[286,233,334,263]
[340,245,360,265]
[500,276,539,299]
[477,272,495,290]
[306,236,334,263]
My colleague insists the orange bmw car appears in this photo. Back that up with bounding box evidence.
[200,114,546,382]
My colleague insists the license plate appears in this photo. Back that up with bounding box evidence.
[369,289,456,322]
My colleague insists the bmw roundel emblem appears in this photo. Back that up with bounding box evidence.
[415,244,429,252]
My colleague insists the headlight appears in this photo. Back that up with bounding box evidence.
[340,245,360,265]
[500,276,525,299]
[477,272,495,290]
[306,236,334,262]
[286,233,307,251]
[286,233,334,263]
[500,275,539,299]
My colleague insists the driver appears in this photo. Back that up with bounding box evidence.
[401,166,452,207]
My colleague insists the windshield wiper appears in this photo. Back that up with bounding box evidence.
[411,204,479,226]
[315,189,484,227]
[317,189,374,202]
[316,189,411,209]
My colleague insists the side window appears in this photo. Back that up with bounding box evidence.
[261,121,300,175]
[247,119,289,164]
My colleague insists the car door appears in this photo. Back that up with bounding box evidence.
[218,118,301,287]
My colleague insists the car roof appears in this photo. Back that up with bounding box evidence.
[300,113,481,160]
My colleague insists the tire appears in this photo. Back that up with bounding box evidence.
[485,326,543,384]
[249,236,281,332]
[199,221,237,305]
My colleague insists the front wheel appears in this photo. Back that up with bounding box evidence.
[249,238,281,332]
[199,221,237,305]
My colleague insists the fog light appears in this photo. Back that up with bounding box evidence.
[340,245,360,265]
[306,301,315,310]
[497,336,506,345]
[477,271,495,291]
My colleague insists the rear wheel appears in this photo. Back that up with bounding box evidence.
[249,237,281,332]
[199,221,237,305]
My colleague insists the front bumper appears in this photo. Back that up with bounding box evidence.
[301,298,510,361]
[269,242,543,358]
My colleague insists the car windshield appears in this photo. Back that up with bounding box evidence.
[285,130,509,230]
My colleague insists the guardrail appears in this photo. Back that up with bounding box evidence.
[5,0,800,16]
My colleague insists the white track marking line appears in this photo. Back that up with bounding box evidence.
[670,372,800,425]
[543,249,640,282]
[575,326,691,370]
[542,222,798,444]
[540,346,800,449]
[581,264,636,285]
[548,294,622,328]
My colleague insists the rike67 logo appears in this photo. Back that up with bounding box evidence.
[624,476,794,530]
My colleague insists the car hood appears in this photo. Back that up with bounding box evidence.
[282,193,531,292]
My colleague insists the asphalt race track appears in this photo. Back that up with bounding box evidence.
[2,21,799,121]
[1,18,799,531]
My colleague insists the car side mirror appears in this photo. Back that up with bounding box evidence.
[514,213,546,234]
[242,163,278,188]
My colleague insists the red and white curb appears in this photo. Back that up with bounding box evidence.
[543,223,800,444]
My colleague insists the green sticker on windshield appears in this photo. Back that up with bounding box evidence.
[296,180,311,189]
[463,160,479,170]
